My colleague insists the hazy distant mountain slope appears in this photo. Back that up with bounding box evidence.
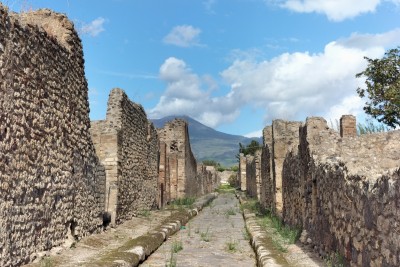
[151,115,262,166]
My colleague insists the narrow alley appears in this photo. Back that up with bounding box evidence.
[141,192,256,267]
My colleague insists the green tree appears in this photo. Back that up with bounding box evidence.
[356,47,400,128]
[236,140,261,160]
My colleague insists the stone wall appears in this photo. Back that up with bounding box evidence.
[90,88,158,225]
[270,120,302,215]
[290,117,400,266]
[197,165,220,195]
[157,119,219,204]
[259,144,273,212]
[257,115,400,266]
[245,150,261,200]
[0,6,105,266]
[239,153,247,191]
[218,170,236,185]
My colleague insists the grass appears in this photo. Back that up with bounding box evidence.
[259,212,301,246]
[200,227,211,242]
[225,239,238,253]
[216,184,236,193]
[171,240,183,253]
[40,257,54,267]
[187,223,191,237]
[241,197,301,253]
[166,250,177,267]
[325,251,345,267]
[242,228,250,240]
[225,207,236,216]
[357,121,389,135]
[137,209,151,218]
[166,239,184,267]
[240,198,262,215]
[170,197,196,207]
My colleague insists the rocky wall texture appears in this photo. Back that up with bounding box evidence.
[0,6,104,266]
[245,150,261,200]
[90,88,158,225]
[260,144,273,212]
[282,117,400,266]
[270,120,302,214]
[157,119,219,203]
[239,153,247,191]
[197,165,220,195]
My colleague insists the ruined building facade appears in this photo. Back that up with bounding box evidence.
[90,88,159,225]
[0,6,219,267]
[244,115,400,267]
[157,119,219,206]
[0,6,105,266]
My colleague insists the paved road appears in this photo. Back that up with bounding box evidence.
[141,192,256,267]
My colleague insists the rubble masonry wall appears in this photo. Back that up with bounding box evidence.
[258,115,400,266]
[0,6,105,266]
[90,88,158,225]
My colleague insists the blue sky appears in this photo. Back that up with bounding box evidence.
[7,0,400,136]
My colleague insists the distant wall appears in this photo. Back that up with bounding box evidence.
[157,119,219,204]
[270,120,302,215]
[239,153,247,191]
[197,165,220,195]
[255,115,400,266]
[90,88,158,225]
[0,6,104,266]
[246,150,261,200]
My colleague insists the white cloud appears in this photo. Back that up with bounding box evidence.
[80,17,106,37]
[325,95,365,123]
[163,25,202,47]
[221,29,400,125]
[274,0,400,21]
[244,129,263,138]
[151,29,400,129]
[203,0,217,14]
[149,57,240,127]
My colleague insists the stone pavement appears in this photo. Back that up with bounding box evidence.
[141,192,257,267]
[24,194,216,267]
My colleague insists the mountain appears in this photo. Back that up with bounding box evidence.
[151,115,262,167]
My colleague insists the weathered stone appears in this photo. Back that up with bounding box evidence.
[157,119,219,205]
[254,115,400,266]
[0,5,105,266]
[90,88,158,225]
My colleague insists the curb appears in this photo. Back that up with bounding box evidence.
[94,193,217,267]
[237,194,284,267]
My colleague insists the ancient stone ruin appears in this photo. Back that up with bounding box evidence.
[1,4,399,267]
[242,115,400,266]
[0,6,220,266]
[0,6,105,266]
[157,119,219,206]
[90,88,159,225]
